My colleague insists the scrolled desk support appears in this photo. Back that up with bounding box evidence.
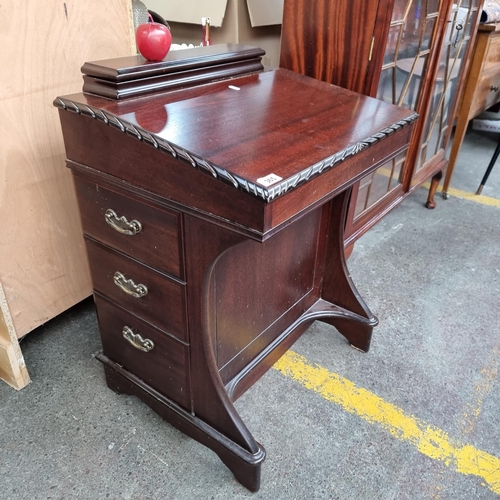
[319,189,378,350]
[183,217,265,491]
[157,187,374,491]
[99,188,377,492]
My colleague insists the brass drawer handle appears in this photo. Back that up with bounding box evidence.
[113,271,148,298]
[105,209,142,235]
[122,326,154,352]
[491,85,499,92]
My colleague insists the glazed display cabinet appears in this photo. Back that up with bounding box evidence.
[281,0,483,245]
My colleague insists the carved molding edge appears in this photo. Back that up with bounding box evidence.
[54,97,418,202]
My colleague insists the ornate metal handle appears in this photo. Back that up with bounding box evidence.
[105,209,142,235]
[491,85,499,92]
[122,326,154,352]
[113,271,148,298]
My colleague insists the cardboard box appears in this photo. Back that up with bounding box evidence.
[147,0,283,27]
[246,0,284,27]
[145,0,283,67]
[148,0,228,27]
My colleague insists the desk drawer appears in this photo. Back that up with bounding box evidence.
[86,239,187,342]
[95,294,191,410]
[472,72,500,117]
[74,176,183,278]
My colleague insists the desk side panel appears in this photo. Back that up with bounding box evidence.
[215,208,323,383]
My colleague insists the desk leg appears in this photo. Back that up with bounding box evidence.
[476,133,500,194]
[442,114,470,198]
[426,170,442,209]
[319,189,378,352]
[183,216,266,491]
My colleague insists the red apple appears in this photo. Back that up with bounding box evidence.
[136,22,172,61]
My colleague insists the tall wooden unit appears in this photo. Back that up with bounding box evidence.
[443,23,500,196]
[280,0,482,244]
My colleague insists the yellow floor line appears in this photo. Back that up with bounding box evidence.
[459,345,500,436]
[431,344,500,498]
[439,185,500,208]
[274,351,500,495]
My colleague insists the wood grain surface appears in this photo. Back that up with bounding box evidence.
[0,0,134,345]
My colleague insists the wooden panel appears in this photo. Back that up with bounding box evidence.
[463,32,494,119]
[95,294,191,410]
[0,0,134,342]
[472,34,500,115]
[484,33,500,65]
[85,239,188,341]
[0,336,29,390]
[472,72,500,116]
[215,208,322,379]
[0,341,14,385]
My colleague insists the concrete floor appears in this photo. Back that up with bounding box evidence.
[1,127,499,499]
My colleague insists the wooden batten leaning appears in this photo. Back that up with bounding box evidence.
[0,284,30,390]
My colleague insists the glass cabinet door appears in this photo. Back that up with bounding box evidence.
[354,0,441,219]
[413,0,480,180]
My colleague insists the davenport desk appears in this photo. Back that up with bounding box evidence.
[54,45,417,491]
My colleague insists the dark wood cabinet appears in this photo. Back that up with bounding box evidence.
[55,46,416,491]
[281,0,483,245]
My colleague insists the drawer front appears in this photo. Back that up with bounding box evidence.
[74,176,183,278]
[86,239,187,341]
[95,295,191,409]
[471,73,500,117]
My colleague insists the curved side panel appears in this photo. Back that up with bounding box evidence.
[320,188,378,351]
[183,214,265,490]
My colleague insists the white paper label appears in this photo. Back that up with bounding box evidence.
[256,173,283,187]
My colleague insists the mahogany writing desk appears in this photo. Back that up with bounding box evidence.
[55,45,417,491]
